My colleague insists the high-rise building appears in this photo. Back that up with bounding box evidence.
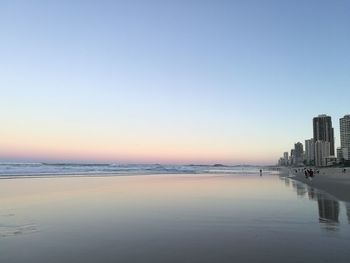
[294,142,304,166]
[315,140,331,167]
[340,114,350,160]
[313,114,335,156]
[278,158,284,166]
[337,147,343,162]
[305,139,315,165]
[290,149,295,165]
[283,152,289,166]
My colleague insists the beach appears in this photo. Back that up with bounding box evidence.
[1,171,350,263]
[287,167,350,202]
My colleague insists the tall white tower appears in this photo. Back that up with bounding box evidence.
[340,114,350,160]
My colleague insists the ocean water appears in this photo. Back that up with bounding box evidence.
[0,172,349,263]
[0,163,269,177]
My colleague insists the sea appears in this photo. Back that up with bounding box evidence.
[0,162,271,177]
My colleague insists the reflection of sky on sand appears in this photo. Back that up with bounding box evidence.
[0,209,38,237]
[1,174,350,263]
[0,223,38,237]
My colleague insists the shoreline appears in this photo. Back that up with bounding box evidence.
[283,167,350,203]
[0,168,278,180]
[0,172,260,180]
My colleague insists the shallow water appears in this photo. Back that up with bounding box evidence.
[0,173,349,263]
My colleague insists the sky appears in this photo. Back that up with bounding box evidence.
[1,0,350,165]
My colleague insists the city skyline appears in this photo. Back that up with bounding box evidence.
[1,1,350,165]
[279,113,350,167]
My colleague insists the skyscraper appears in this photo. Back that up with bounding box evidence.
[340,114,350,160]
[283,152,289,166]
[305,139,315,165]
[290,149,295,166]
[315,140,331,167]
[294,142,304,166]
[313,114,335,156]
[337,147,343,162]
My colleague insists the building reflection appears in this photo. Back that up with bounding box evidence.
[281,176,290,188]
[307,187,316,201]
[290,180,308,198]
[296,183,308,197]
[316,193,340,231]
[282,177,341,230]
[346,203,350,224]
[316,193,339,223]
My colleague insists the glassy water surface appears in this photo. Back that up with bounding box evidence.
[0,173,349,263]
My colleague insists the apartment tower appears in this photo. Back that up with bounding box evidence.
[313,114,335,156]
[340,114,350,160]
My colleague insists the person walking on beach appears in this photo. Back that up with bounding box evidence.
[309,169,314,180]
[260,169,262,176]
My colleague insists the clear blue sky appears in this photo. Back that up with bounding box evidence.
[1,0,349,164]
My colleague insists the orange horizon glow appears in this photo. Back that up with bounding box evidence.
[1,111,282,165]
[0,146,275,165]
[0,126,279,165]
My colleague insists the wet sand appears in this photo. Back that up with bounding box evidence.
[287,167,350,202]
[1,173,350,263]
